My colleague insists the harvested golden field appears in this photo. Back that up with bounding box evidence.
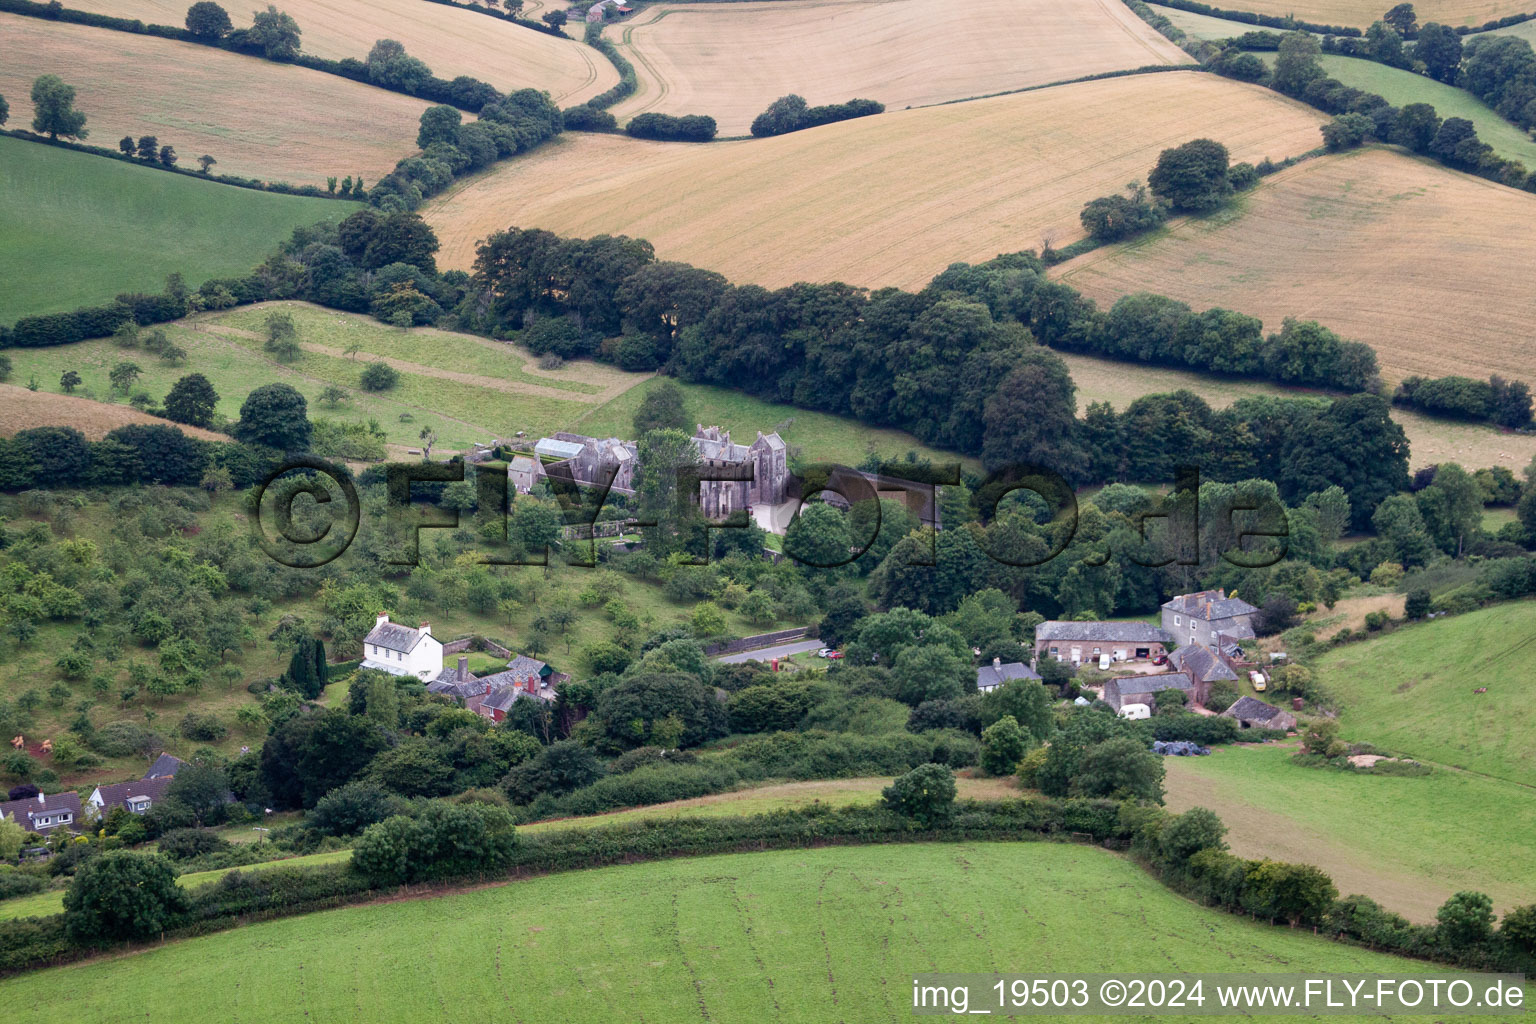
[1054,147,1536,387]
[1056,350,1536,471]
[0,384,226,441]
[63,0,615,103]
[426,71,1325,288]
[1178,0,1532,28]
[0,16,425,186]
[607,0,1192,134]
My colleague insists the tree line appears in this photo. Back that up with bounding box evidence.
[749,94,884,137]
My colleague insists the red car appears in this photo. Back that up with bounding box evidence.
[825,650,844,660]
[1151,653,1169,666]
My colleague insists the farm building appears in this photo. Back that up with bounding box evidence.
[361,613,444,680]
[1168,642,1238,688]
[1161,590,1258,648]
[1033,621,1170,664]
[975,658,1040,693]
[0,791,82,834]
[87,777,172,818]
[1102,673,1197,713]
[1222,696,1297,732]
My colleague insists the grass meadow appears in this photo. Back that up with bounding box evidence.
[0,138,349,323]
[0,843,1490,1023]
[1163,743,1536,921]
[1312,600,1536,787]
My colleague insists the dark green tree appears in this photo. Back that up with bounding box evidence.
[1436,890,1495,949]
[417,104,462,149]
[1148,138,1232,212]
[30,74,88,139]
[282,634,328,699]
[63,852,189,941]
[166,761,231,825]
[359,361,401,391]
[881,763,956,827]
[185,1,233,38]
[249,4,302,60]
[1271,31,1324,96]
[163,373,219,427]
[1382,2,1417,36]
[980,714,1028,775]
[632,379,690,435]
[137,135,159,161]
[235,382,312,450]
[1414,22,1462,82]
[59,370,81,393]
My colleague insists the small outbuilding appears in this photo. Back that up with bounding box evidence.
[1221,696,1297,732]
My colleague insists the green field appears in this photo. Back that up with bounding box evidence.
[1256,52,1536,166]
[522,776,1018,834]
[0,138,350,324]
[0,843,1486,1022]
[1164,743,1536,921]
[1313,600,1536,787]
[0,848,353,922]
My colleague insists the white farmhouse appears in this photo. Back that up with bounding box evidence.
[361,612,443,680]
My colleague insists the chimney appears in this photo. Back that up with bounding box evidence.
[526,676,537,694]
[376,612,389,627]
[993,657,1002,668]
[484,682,491,696]
[420,621,431,636]
[458,655,468,677]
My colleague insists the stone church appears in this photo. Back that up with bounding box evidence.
[692,425,788,518]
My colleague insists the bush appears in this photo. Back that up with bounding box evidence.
[1148,138,1232,211]
[352,800,519,885]
[749,93,883,137]
[562,104,617,132]
[979,715,1028,775]
[62,851,190,942]
[881,763,957,827]
[625,112,717,142]
[309,780,409,836]
[1079,185,1165,242]
[358,361,401,391]
[179,712,227,742]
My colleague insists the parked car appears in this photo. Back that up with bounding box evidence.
[1151,653,1168,666]
[824,650,843,660]
[817,648,832,657]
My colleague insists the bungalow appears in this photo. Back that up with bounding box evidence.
[0,791,83,834]
[975,658,1040,694]
[361,612,443,680]
[1221,696,1297,732]
[88,778,172,818]
[143,753,186,780]
[1033,621,1171,665]
[1102,673,1196,713]
[1161,589,1258,648]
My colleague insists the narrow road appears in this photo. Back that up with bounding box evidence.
[715,640,823,664]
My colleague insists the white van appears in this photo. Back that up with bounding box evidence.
[1118,702,1151,720]
[1098,653,1112,671]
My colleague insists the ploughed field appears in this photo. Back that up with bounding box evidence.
[60,0,617,103]
[0,843,1479,1023]
[0,15,428,187]
[424,71,1326,288]
[606,0,1192,134]
[1053,147,1536,386]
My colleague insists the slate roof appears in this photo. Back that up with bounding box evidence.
[1222,696,1289,724]
[364,620,426,654]
[489,655,547,681]
[92,777,172,811]
[1168,643,1238,684]
[143,753,186,780]
[1035,621,1170,644]
[427,656,480,699]
[0,791,83,831]
[1162,590,1258,621]
[1103,673,1194,710]
[976,662,1041,690]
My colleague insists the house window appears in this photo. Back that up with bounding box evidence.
[1174,616,1181,626]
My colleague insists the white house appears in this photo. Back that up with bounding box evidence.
[0,791,82,833]
[361,612,443,680]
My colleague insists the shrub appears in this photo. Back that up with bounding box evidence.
[625,112,717,142]
[352,800,519,885]
[979,715,1028,775]
[562,104,617,132]
[358,361,401,391]
[62,851,190,942]
[309,780,407,836]
[881,763,957,827]
[179,711,227,742]
[1148,138,1232,212]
